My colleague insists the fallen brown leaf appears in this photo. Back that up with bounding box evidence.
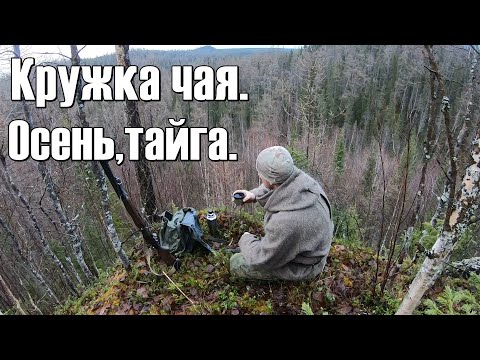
[334,281,347,295]
[312,292,324,302]
[194,259,203,267]
[205,291,220,301]
[337,305,353,315]
[113,271,127,282]
[96,304,110,315]
[343,277,353,287]
[324,277,334,287]
[120,303,132,312]
[135,260,146,268]
[272,290,285,301]
[137,286,149,299]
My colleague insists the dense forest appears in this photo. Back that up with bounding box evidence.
[0,45,479,315]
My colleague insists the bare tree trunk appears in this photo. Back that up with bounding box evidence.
[0,155,78,295]
[0,272,26,315]
[37,164,96,281]
[70,45,131,271]
[396,233,455,315]
[98,175,132,270]
[447,257,480,276]
[200,141,211,207]
[430,46,479,227]
[115,45,159,220]
[64,256,83,285]
[400,60,440,261]
[0,259,28,303]
[397,47,480,315]
[12,45,95,283]
[380,126,412,294]
[25,291,43,314]
[0,215,60,304]
[431,130,468,227]
[397,134,480,315]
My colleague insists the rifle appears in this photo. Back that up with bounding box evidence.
[99,160,179,269]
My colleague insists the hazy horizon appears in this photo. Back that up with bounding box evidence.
[0,45,302,75]
[21,45,300,59]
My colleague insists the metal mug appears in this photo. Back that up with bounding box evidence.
[233,192,245,206]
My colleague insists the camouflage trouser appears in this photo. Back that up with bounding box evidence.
[229,253,279,281]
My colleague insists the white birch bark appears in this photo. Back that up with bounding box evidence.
[397,137,480,314]
[0,272,27,315]
[448,257,480,276]
[0,157,79,295]
[38,164,95,281]
[431,55,478,226]
[70,45,131,271]
[12,45,95,282]
[0,215,60,304]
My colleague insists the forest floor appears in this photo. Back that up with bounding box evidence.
[57,208,471,315]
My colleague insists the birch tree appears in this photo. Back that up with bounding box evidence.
[70,45,131,271]
[396,46,479,315]
[430,46,478,227]
[0,153,78,295]
[13,45,95,283]
[0,272,26,315]
[0,214,60,304]
[400,49,440,260]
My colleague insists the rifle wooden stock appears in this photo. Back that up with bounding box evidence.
[100,160,176,266]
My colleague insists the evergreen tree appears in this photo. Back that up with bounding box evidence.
[361,152,377,197]
[334,130,346,175]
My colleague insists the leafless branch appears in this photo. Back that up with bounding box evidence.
[424,65,438,75]
[424,66,464,86]
[28,51,71,60]
[436,158,453,183]
[470,45,480,56]
[77,45,87,55]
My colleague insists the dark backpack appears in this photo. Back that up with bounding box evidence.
[157,207,214,257]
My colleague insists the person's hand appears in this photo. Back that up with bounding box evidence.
[232,190,256,204]
[238,231,259,247]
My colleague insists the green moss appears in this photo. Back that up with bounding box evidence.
[56,207,423,316]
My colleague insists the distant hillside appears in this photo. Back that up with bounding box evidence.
[81,46,295,67]
[191,45,291,56]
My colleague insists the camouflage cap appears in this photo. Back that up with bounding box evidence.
[256,146,294,185]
